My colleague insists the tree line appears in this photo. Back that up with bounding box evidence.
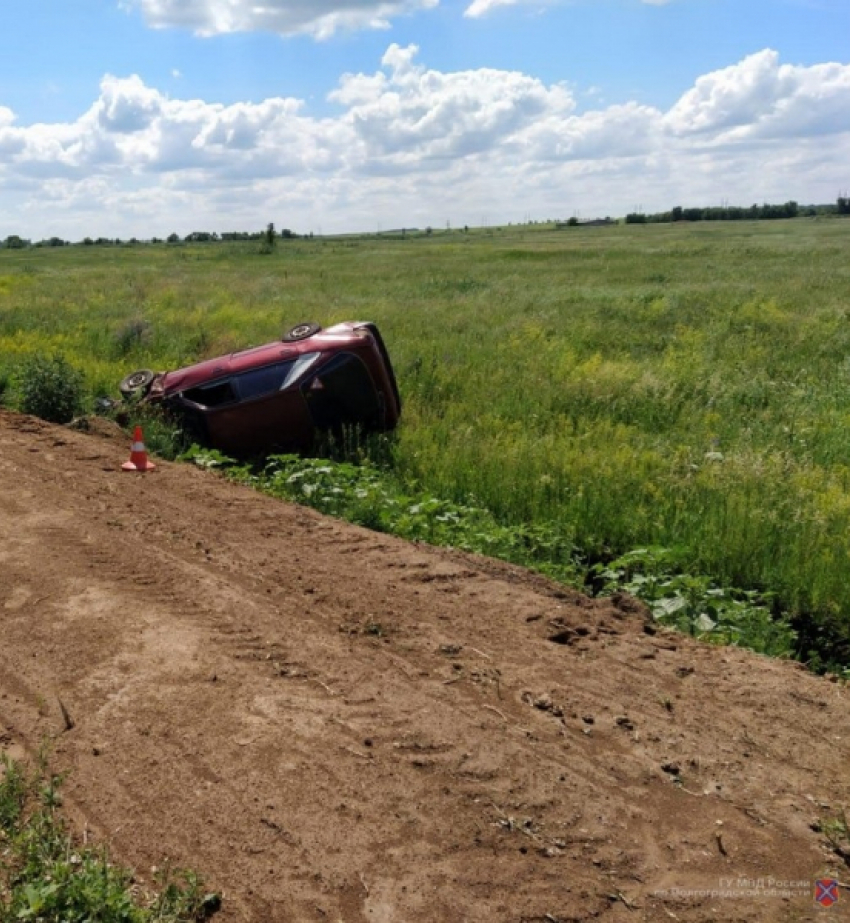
[3,198,849,249]
[624,197,848,225]
[1,227,302,250]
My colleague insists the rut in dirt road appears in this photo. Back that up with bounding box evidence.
[1,409,848,923]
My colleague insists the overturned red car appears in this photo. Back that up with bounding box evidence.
[120,321,401,457]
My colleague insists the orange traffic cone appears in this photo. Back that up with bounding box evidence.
[122,425,156,472]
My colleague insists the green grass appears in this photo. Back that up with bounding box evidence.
[2,220,850,669]
[0,753,220,922]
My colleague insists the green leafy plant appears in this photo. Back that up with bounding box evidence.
[18,354,86,424]
[593,547,797,657]
[812,809,850,866]
[0,754,219,923]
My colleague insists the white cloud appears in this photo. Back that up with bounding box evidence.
[465,0,671,16]
[464,0,526,17]
[331,44,575,162]
[1,47,849,239]
[97,74,163,133]
[122,0,438,39]
[523,101,662,162]
[666,49,850,140]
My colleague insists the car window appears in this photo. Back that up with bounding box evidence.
[281,351,321,389]
[183,379,237,407]
[236,360,296,401]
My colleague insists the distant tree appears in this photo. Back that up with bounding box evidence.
[258,222,277,255]
[567,217,579,227]
[3,235,27,249]
[82,237,94,246]
[625,213,647,224]
[166,233,180,244]
[837,196,850,215]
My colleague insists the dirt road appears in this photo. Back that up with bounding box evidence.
[1,409,848,922]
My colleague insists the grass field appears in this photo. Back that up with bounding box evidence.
[2,218,850,667]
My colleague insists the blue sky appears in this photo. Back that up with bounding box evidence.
[1,0,848,238]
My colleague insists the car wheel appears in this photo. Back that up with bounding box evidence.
[119,369,155,399]
[283,322,322,343]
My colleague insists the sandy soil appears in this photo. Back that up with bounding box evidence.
[1,408,848,922]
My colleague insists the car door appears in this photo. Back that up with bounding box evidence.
[183,360,314,455]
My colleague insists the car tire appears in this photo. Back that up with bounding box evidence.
[119,369,155,399]
[283,322,322,343]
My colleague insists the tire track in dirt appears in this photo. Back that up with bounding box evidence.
[1,409,849,922]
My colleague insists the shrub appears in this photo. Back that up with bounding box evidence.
[19,354,86,424]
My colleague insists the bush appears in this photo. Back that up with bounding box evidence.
[19,354,86,424]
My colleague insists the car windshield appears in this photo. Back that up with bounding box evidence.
[281,352,321,389]
[180,353,323,408]
[235,352,322,400]
[236,361,296,401]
